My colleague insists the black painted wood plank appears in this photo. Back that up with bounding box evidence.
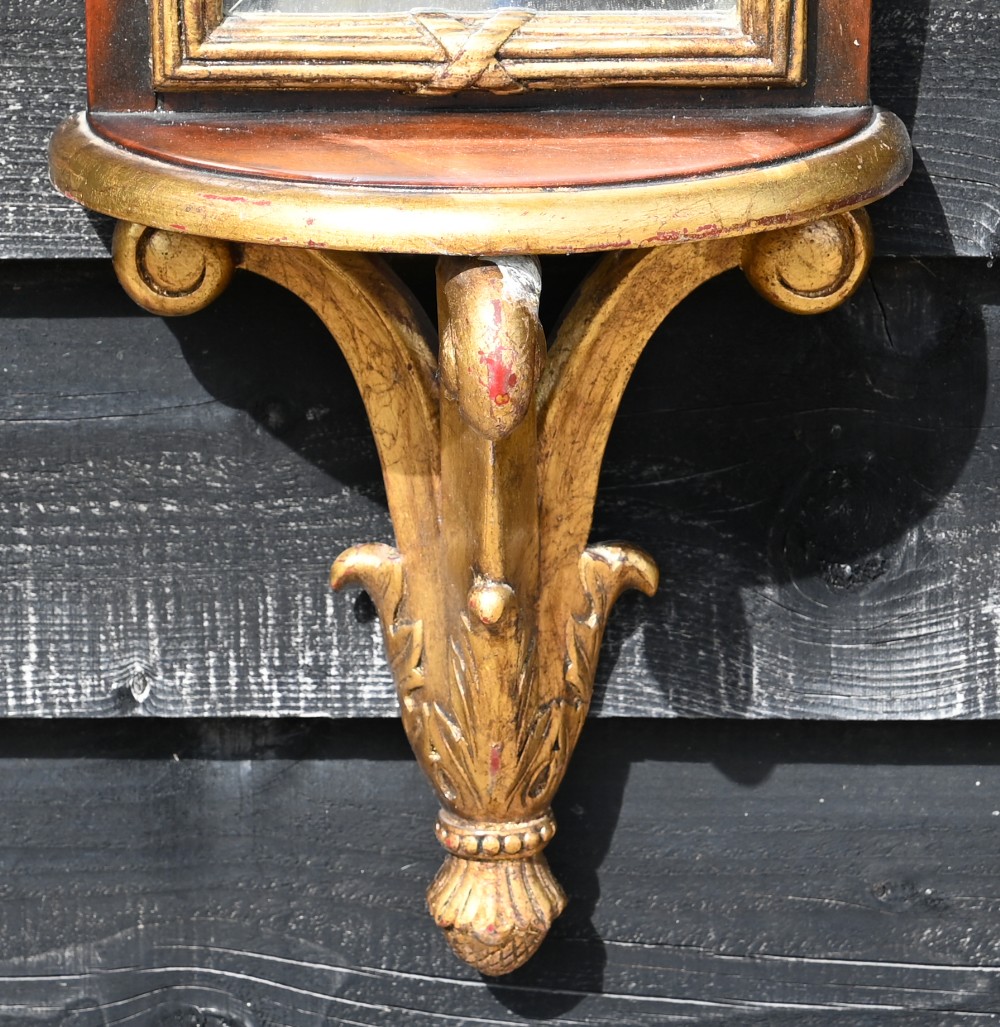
[870,2,1000,258]
[0,0,110,259]
[1,0,1000,258]
[0,720,999,1024]
[2,257,1000,719]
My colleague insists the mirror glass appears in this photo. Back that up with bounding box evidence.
[225,0,736,13]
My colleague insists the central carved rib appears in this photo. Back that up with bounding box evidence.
[331,254,660,972]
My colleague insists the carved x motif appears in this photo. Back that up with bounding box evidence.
[413,9,534,94]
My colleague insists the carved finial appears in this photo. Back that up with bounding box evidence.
[112,221,234,316]
[428,810,566,975]
[741,209,873,315]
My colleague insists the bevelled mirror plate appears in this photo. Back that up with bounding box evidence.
[151,0,804,92]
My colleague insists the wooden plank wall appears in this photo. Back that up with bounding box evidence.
[0,718,998,1024]
[1,2,999,720]
[3,255,1000,718]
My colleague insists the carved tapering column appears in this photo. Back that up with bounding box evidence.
[333,254,616,975]
[427,256,560,973]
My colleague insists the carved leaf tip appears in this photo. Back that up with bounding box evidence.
[330,542,405,623]
[580,542,659,605]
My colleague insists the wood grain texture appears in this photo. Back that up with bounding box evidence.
[3,0,999,257]
[89,109,871,189]
[86,0,154,112]
[869,1,1000,259]
[0,0,108,259]
[811,0,869,105]
[2,255,1000,720]
[1,718,1000,1023]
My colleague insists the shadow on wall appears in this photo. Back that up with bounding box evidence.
[168,249,991,723]
[869,0,954,256]
[157,248,993,1016]
[1,718,999,1023]
[589,255,990,718]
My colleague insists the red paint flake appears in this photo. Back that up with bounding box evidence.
[201,194,272,207]
[753,212,793,229]
[169,224,187,232]
[486,924,496,934]
[306,217,316,226]
[588,239,635,252]
[492,298,503,325]
[489,743,503,778]
[479,347,518,407]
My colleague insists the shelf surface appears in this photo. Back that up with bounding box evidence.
[50,107,910,254]
[92,109,871,190]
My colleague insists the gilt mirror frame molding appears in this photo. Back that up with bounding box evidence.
[151,0,805,92]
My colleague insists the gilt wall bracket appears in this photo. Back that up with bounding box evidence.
[106,207,872,973]
[50,102,910,973]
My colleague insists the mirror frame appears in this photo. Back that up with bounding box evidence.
[151,0,805,92]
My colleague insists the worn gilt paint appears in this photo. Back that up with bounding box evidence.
[100,207,876,972]
[49,111,909,256]
[149,0,805,92]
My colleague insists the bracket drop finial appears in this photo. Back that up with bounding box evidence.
[428,810,566,975]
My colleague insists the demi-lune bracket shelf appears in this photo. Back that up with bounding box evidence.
[50,106,911,975]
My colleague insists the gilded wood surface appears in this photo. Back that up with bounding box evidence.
[151,0,803,91]
[106,210,875,971]
[18,0,997,259]
[49,110,910,255]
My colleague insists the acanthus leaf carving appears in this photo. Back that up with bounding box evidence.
[565,543,660,699]
[330,542,425,711]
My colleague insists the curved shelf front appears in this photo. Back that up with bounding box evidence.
[50,107,910,255]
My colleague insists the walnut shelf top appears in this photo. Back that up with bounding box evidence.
[90,108,870,188]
